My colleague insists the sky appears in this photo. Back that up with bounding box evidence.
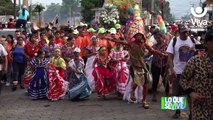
[167,0,205,18]
[31,0,62,5]
[30,0,205,18]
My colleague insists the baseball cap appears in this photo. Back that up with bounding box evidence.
[179,25,189,33]
[90,35,98,41]
[109,28,117,34]
[73,47,81,53]
[115,24,121,29]
[98,28,106,34]
[73,29,79,35]
[87,28,96,33]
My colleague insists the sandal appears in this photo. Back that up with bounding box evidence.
[97,95,102,99]
[102,95,106,100]
[130,91,136,101]
[142,102,150,109]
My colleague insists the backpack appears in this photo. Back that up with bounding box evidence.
[172,36,196,48]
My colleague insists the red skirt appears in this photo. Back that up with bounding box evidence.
[47,64,68,100]
[55,67,65,79]
[92,66,116,95]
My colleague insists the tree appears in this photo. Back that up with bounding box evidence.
[81,0,104,23]
[43,3,61,23]
[60,0,81,23]
[0,0,14,15]
[33,4,45,26]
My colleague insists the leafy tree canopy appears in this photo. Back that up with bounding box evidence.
[81,0,104,23]
[43,3,61,22]
[0,0,14,15]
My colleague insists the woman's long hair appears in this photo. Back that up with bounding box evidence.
[22,8,26,16]
[7,34,14,45]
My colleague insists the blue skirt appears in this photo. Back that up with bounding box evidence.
[28,67,48,99]
[67,72,91,100]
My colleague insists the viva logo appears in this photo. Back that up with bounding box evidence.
[190,7,208,27]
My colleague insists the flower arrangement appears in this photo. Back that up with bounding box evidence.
[99,4,119,28]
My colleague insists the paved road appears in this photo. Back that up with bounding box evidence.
[0,86,189,120]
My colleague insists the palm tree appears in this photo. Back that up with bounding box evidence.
[34,4,45,26]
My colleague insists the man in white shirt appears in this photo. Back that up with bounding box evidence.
[166,25,197,119]
[0,43,8,94]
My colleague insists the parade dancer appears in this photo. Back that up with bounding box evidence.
[48,49,68,101]
[67,48,91,100]
[28,50,48,99]
[109,39,129,97]
[126,4,166,109]
[92,46,115,99]
[84,36,99,91]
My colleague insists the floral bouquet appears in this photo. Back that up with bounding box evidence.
[99,4,119,28]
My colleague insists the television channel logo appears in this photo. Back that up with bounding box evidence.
[191,6,207,18]
[161,97,187,110]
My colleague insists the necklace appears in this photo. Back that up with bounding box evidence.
[30,43,36,50]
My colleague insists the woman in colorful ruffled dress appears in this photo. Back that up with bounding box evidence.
[67,48,91,100]
[92,46,115,99]
[61,36,76,63]
[84,36,99,91]
[48,49,68,101]
[109,41,129,97]
[50,49,66,79]
[28,50,48,99]
[24,34,42,89]
[61,37,76,81]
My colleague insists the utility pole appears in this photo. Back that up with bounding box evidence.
[151,0,154,24]
[23,0,28,7]
[14,0,16,20]
[19,0,21,9]
[161,0,164,20]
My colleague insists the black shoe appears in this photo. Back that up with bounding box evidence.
[20,85,24,89]
[172,112,180,119]
[12,85,17,91]
[188,112,192,120]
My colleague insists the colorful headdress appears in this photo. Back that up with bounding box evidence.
[126,4,145,42]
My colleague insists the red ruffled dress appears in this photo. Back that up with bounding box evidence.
[92,55,116,96]
[47,64,68,101]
